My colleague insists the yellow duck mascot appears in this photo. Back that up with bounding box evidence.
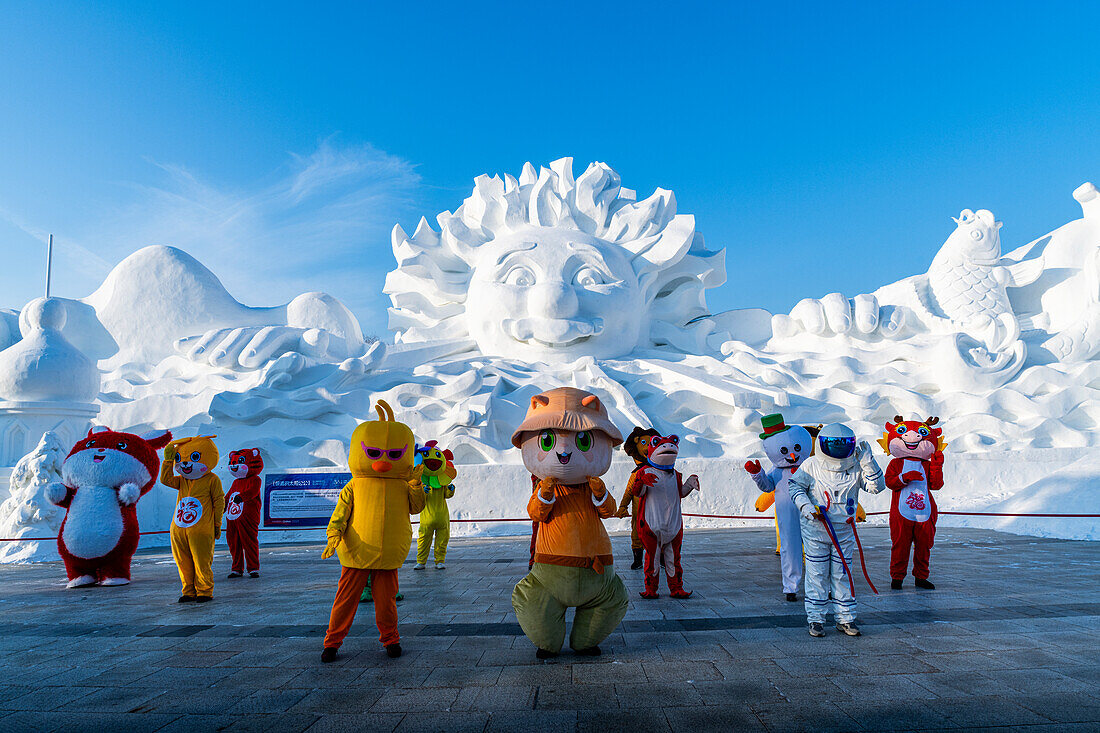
[161,436,224,603]
[321,400,425,662]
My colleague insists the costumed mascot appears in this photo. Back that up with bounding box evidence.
[636,434,700,599]
[320,400,425,662]
[162,436,224,603]
[225,448,264,579]
[745,414,813,601]
[510,387,629,659]
[616,427,660,570]
[46,427,172,587]
[788,423,885,638]
[414,440,457,570]
[880,416,945,590]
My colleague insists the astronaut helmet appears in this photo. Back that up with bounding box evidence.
[817,423,856,462]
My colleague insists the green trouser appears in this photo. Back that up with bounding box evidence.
[511,562,629,654]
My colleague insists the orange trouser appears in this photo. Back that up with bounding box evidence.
[324,567,400,649]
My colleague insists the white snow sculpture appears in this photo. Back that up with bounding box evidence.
[0,298,100,465]
[0,431,65,562]
[385,157,726,360]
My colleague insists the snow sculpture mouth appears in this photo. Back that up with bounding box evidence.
[503,318,605,348]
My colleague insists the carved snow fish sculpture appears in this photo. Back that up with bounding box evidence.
[927,209,1042,351]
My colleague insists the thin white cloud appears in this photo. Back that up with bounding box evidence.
[3,139,420,325]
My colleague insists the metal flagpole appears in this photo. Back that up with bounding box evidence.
[45,234,54,298]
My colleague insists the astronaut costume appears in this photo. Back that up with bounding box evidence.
[787,423,885,636]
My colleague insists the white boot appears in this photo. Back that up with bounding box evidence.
[413,563,425,570]
[435,562,445,569]
[98,578,130,587]
[66,575,96,588]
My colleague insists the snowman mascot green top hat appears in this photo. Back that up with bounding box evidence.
[745,413,814,599]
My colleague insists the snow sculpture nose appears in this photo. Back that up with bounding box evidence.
[530,280,579,319]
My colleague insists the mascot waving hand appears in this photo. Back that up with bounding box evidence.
[880,416,945,590]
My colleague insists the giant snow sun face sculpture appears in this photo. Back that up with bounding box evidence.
[384,158,725,361]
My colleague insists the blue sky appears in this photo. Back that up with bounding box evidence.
[2,2,1099,335]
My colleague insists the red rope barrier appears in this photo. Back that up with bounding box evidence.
[3,510,1096,543]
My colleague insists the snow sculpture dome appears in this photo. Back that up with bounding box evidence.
[0,297,100,403]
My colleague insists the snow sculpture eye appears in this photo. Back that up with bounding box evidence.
[573,266,605,288]
[575,431,593,452]
[794,444,801,451]
[539,430,556,452]
[504,266,536,287]
[780,447,788,454]
[970,229,983,241]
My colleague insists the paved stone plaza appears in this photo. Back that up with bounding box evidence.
[0,526,1097,732]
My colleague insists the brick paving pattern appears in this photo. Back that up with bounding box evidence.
[1,526,1098,731]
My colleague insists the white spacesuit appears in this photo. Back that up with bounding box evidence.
[788,423,885,636]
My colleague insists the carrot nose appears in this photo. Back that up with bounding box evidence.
[372,460,393,472]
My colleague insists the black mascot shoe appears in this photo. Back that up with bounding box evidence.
[385,643,402,658]
[915,578,936,590]
[178,595,196,603]
[227,572,242,579]
[248,571,260,578]
[890,579,903,590]
[535,648,558,660]
[195,595,213,603]
[630,548,643,570]
[785,592,798,602]
[321,647,338,663]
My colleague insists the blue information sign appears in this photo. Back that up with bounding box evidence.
[263,472,351,528]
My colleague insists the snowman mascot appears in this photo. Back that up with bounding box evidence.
[744,414,813,601]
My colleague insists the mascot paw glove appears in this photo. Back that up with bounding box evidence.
[685,474,700,493]
[44,482,68,505]
[117,482,141,505]
[587,477,606,499]
[744,460,762,474]
[321,537,340,559]
[931,451,945,466]
[901,470,924,483]
[800,505,819,522]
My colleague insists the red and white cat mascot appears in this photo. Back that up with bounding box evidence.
[46,426,172,587]
[225,448,264,578]
[879,416,945,590]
